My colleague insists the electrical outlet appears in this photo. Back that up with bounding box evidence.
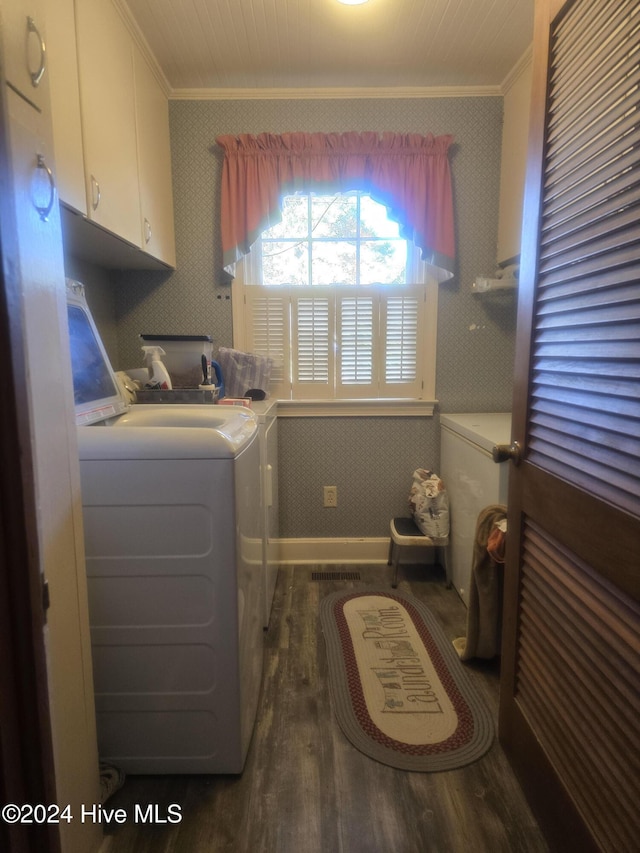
[323,485,338,507]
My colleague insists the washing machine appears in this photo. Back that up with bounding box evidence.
[67,281,263,774]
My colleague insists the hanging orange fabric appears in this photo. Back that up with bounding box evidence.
[216,131,455,279]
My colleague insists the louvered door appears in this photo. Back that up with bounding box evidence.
[500,1,640,851]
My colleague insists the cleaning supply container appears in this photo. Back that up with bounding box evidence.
[142,346,172,389]
[139,335,213,388]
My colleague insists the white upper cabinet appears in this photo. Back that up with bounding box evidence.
[133,42,176,268]
[2,0,49,111]
[497,53,533,265]
[75,0,141,248]
[45,0,86,215]
[44,0,176,268]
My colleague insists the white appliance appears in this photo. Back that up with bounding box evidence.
[67,281,263,774]
[440,413,512,606]
[257,400,279,628]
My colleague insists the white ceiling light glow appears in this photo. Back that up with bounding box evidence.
[337,0,370,5]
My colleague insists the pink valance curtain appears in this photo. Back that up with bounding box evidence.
[216,131,456,279]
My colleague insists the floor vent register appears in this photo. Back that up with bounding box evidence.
[311,571,362,582]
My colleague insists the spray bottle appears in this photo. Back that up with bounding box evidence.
[142,346,172,390]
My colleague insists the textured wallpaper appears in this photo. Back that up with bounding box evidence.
[107,95,515,539]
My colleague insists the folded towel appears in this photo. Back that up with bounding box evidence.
[487,519,507,563]
[455,504,507,662]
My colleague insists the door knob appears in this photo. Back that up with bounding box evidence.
[492,441,522,465]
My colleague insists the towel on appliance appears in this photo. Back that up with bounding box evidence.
[454,504,507,662]
[487,518,507,564]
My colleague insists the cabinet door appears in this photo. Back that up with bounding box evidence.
[133,45,176,267]
[75,0,141,246]
[1,0,48,110]
[4,85,103,853]
[44,0,86,214]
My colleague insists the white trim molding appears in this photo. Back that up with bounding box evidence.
[276,399,436,417]
[113,0,172,95]
[500,45,533,94]
[170,85,503,101]
[277,537,389,564]
[276,537,439,565]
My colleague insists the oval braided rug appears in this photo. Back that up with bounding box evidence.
[320,589,494,772]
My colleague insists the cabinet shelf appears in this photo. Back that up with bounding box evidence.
[61,205,173,272]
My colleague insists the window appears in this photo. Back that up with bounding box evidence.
[232,192,439,405]
[260,194,407,286]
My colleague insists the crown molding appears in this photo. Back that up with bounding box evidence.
[169,85,503,101]
[111,0,525,105]
[112,0,172,96]
[500,45,533,94]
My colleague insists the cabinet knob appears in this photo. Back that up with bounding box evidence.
[27,17,46,87]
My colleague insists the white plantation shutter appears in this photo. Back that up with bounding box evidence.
[242,284,426,399]
[292,292,333,398]
[244,290,289,397]
[338,295,375,397]
[383,293,422,397]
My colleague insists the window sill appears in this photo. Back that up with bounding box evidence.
[275,399,437,417]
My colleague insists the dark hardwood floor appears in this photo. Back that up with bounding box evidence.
[98,565,549,853]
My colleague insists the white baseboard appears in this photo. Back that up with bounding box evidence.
[275,537,437,565]
[277,537,387,564]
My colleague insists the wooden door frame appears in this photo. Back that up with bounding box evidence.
[0,81,61,853]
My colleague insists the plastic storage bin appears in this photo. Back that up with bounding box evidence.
[139,335,213,388]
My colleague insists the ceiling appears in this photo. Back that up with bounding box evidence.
[122,0,535,95]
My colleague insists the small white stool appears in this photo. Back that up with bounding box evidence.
[388,516,451,589]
